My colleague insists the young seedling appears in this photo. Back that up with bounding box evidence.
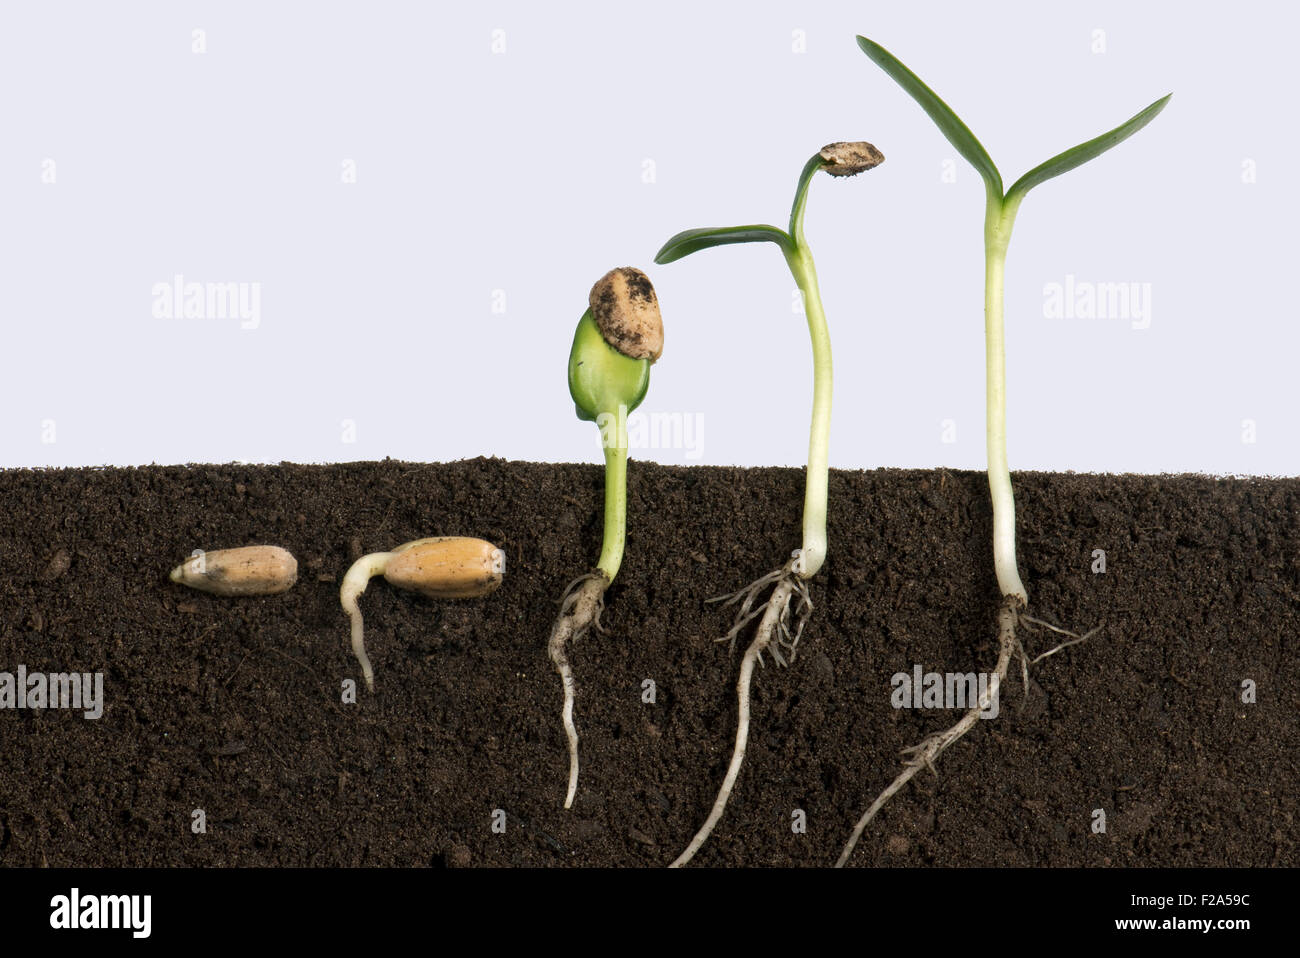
[341,536,505,691]
[655,141,883,867]
[170,545,298,596]
[549,266,663,809]
[837,37,1169,867]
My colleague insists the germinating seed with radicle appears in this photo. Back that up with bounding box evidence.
[340,536,505,692]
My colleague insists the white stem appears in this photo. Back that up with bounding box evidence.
[779,154,851,582]
[786,247,832,581]
[985,199,1029,605]
[339,552,392,692]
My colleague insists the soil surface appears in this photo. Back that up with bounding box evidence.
[0,459,1296,867]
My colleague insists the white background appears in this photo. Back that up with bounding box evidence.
[1,1,1293,475]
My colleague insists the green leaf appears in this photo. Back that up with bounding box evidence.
[857,36,1002,197]
[1005,94,1171,205]
[654,225,792,265]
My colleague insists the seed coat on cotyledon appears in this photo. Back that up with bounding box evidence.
[340,537,505,691]
[169,545,298,596]
[589,266,664,362]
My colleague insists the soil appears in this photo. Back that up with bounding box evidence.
[0,459,1296,867]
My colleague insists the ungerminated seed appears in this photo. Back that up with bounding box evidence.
[169,545,298,596]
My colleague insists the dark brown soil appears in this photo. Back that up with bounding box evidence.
[1,459,1296,867]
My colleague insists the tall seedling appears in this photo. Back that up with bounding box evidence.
[838,37,1169,866]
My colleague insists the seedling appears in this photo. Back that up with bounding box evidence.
[655,142,883,867]
[341,536,505,691]
[549,266,663,809]
[837,36,1168,866]
[170,545,298,596]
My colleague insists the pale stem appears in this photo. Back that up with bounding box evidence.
[984,193,1029,605]
[785,246,832,580]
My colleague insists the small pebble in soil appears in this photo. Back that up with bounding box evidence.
[41,549,72,582]
[811,652,835,685]
[448,844,471,868]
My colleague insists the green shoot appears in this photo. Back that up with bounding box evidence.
[857,35,1170,604]
[657,141,883,581]
[567,307,651,583]
[551,266,663,809]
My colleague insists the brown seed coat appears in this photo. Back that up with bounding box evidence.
[818,141,885,176]
[589,266,663,363]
